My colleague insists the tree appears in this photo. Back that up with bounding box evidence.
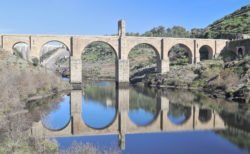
[191,28,206,38]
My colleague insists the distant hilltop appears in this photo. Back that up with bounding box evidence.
[204,5,250,39]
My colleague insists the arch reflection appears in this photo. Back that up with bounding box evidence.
[167,103,192,125]
[199,109,212,123]
[128,87,160,126]
[82,81,117,129]
[41,95,71,131]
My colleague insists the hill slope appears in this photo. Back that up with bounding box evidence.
[205,5,250,38]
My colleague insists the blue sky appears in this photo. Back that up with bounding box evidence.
[0,0,248,35]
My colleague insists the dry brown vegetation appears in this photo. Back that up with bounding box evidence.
[0,48,71,153]
[60,142,120,154]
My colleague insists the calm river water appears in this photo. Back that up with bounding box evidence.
[36,81,250,154]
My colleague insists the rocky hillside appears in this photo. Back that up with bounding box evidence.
[204,5,250,39]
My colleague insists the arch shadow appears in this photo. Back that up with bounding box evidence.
[199,45,213,61]
[198,109,212,123]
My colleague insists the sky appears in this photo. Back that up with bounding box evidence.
[0,0,249,35]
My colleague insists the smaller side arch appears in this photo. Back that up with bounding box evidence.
[40,40,71,57]
[127,43,161,60]
[199,45,214,61]
[12,42,30,60]
[30,36,71,61]
[236,46,245,58]
[168,43,193,64]
[39,40,71,72]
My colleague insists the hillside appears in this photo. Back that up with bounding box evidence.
[205,5,250,39]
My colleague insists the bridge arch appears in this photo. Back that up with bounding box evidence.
[12,42,30,60]
[2,35,30,52]
[82,41,118,57]
[199,45,213,61]
[128,43,161,83]
[168,43,193,65]
[72,37,119,58]
[40,40,71,60]
[81,41,118,81]
[127,43,161,60]
[39,41,71,75]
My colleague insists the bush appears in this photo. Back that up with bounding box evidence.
[32,58,39,66]
[220,50,237,62]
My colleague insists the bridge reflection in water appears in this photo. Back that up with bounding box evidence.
[31,86,225,150]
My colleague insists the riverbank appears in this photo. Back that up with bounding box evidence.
[0,48,72,153]
[143,57,250,103]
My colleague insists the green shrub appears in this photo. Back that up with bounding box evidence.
[32,58,39,66]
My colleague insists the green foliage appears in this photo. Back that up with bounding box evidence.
[32,57,39,66]
[128,45,157,71]
[143,26,190,38]
[220,50,238,62]
[43,139,58,153]
[169,45,190,65]
[233,67,245,76]
[129,88,158,114]
[218,130,250,152]
[84,83,116,106]
[205,5,250,39]
[127,5,250,39]
[82,42,116,63]
[191,28,206,38]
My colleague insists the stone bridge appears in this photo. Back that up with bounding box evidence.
[0,20,228,84]
[31,88,225,149]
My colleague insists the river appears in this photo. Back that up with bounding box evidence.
[31,81,250,154]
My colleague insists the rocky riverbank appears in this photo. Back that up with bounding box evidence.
[143,57,250,103]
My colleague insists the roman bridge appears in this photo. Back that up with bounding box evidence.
[0,20,228,84]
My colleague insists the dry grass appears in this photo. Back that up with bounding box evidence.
[60,142,120,154]
[0,48,71,153]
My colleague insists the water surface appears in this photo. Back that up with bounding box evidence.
[39,81,250,154]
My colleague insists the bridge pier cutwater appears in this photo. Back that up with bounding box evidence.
[0,20,228,85]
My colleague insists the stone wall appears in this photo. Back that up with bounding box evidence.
[227,39,250,56]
